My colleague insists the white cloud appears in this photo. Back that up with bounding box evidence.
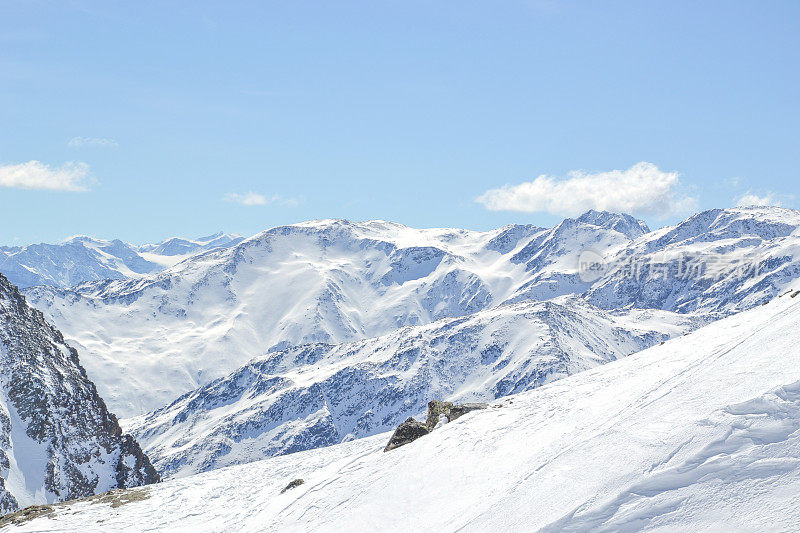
[223,191,300,207]
[476,162,697,218]
[68,136,118,148]
[735,191,783,208]
[0,160,93,191]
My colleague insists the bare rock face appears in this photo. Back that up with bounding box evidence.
[448,403,489,421]
[425,400,489,429]
[0,273,158,514]
[383,418,430,452]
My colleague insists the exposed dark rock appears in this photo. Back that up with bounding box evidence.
[87,487,151,509]
[280,479,305,494]
[383,417,430,452]
[425,400,453,429]
[449,403,489,421]
[0,485,152,525]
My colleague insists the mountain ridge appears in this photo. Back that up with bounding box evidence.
[125,296,701,478]
[20,207,800,420]
[21,211,652,416]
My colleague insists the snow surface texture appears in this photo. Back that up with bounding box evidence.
[126,296,701,478]
[9,287,800,532]
[0,274,158,514]
[24,208,800,419]
[0,232,242,289]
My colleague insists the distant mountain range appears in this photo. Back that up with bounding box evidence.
[21,211,651,416]
[6,206,800,481]
[0,232,242,288]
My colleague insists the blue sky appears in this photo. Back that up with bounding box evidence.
[1,1,798,245]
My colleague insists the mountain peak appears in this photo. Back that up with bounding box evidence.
[575,210,650,239]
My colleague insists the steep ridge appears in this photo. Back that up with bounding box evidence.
[9,287,800,531]
[125,296,700,478]
[0,273,158,514]
[503,211,645,301]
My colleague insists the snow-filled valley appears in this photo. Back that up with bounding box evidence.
[7,286,800,532]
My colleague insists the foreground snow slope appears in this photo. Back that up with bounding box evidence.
[11,287,800,531]
[126,297,700,479]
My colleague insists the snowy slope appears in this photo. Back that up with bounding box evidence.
[0,273,158,514]
[0,233,241,289]
[125,296,700,478]
[9,287,800,532]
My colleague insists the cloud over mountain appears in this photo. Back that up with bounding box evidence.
[476,162,696,218]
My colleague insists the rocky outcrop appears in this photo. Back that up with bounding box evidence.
[384,418,431,452]
[280,479,305,494]
[385,400,489,452]
[0,273,158,514]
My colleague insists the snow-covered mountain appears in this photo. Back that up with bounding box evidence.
[586,206,800,313]
[0,237,160,289]
[0,273,158,514]
[22,208,800,420]
[126,296,700,478]
[8,285,800,532]
[0,232,242,289]
[22,214,652,417]
[137,232,244,257]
